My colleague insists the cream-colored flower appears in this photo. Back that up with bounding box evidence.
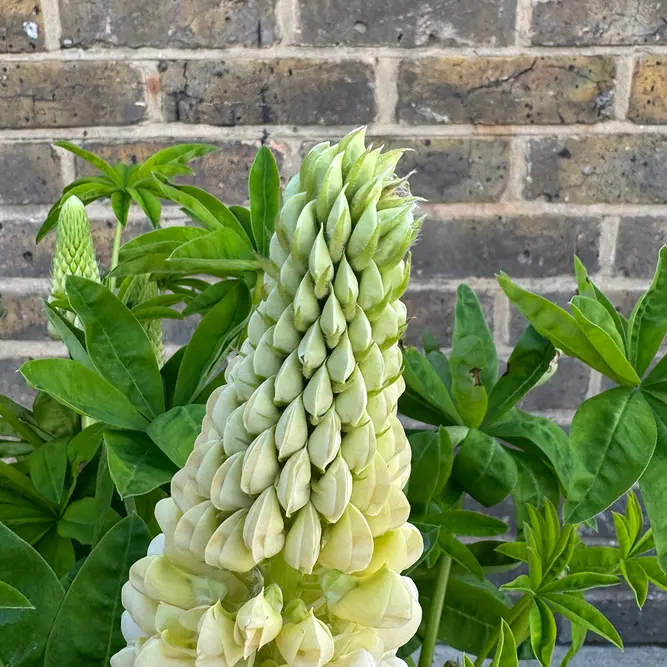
[276,610,334,667]
[234,585,284,658]
[241,427,280,495]
[205,509,258,573]
[318,504,373,573]
[284,502,322,574]
[311,454,353,522]
[243,487,285,561]
[277,448,311,516]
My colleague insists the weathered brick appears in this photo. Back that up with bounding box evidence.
[59,0,277,48]
[520,356,590,412]
[628,55,667,124]
[0,0,43,52]
[76,140,287,206]
[160,59,375,126]
[0,61,146,128]
[0,144,62,205]
[401,289,495,347]
[397,56,615,125]
[0,359,36,405]
[531,0,667,46]
[614,218,667,278]
[0,291,48,340]
[526,136,667,204]
[365,137,509,202]
[412,216,600,280]
[296,0,515,47]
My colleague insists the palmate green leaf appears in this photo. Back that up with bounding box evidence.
[93,452,116,545]
[126,186,161,227]
[21,359,150,431]
[491,619,518,667]
[449,335,488,428]
[511,451,560,528]
[638,394,667,570]
[495,541,529,563]
[498,273,619,379]
[0,522,64,666]
[621,559,649,608]
[43,302,93,371]
[407,428,452,513]
[170,226,254,262]
[462,540,522,574]
[452,429,517,507]
[0,460,57,514]
[401,347,461,425]
[34,529,76,578]
[423,330,440,354]
[57,497,120,546]
[32,391,78,440]
[564,388,657,524]
[132,143,218,181]
[44,514,151,667]
[0,441,33,457]
[636,556,667,589]
[627,245,667,376]
[147,404,206,467]
[66,276,165,420]
[229,205,254,243]
[498,574,534,594]
[0,580,34,610]
[560,623,587,667]
[485,326,555,425]
[439,532,484,580]
[570,296,640,385]
[119,227,208,262]
[111,190,132,226]
[174,281,251,406]
[420,510,509,537]
[569,546,621,575]
[426,349,452,391]
[162,347,186,410]
[539,572,619,594]
[131,293,186,314]
[28,440,69,505]
[249,145,281,255]
[625,490,644,546]
[183,280,239,316]
[153,178,224,232]
[612,511,632,557]
[530,598,557,667]
[543,592,622,649]
[54,141,122,185]
[104,430,177,498]
[133,306,183,321]
[67,422,105,475]
[453,284,498,391]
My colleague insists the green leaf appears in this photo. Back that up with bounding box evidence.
[183,279,241,316]
[511,451,560,528]
[423,330,440,354]
[169,226,254,264]
[621,559,649,608]
[570,296,640,385]
[0,441,33,457]
[147,404,206,467]
[462,540,522,574]
[21,359,150,431]
[34,529,76,578]
[529,598,557,667]
[402,347,461,425]
[625,489,644,548]
[57,497,120,546]
[127,186,161,227]
[66,276,165,420]
[564,388,657,523]
[498,273,618,378]
[0,523,64,666]
[119,227,208,262]
[104,430,177,498]
[28,440,69,505]
[426,349,452,391]
[407,428,452,513]
[496,541,529,563]
[161,346,186,410]
[449,335,488,428]
[153,178,224,231]
[174,281,251,405]
[542,592,622,649]
[0,459,56,513]
[569,545,621,575]
[420,510,509,537]
[249,145,281,255]
[44,514,151,667]
[485,326,556,424]
[639,395,667,570]
[539,572,619,594]
[32,391,79,439]
[67,423,105,475]
[0,581,34,610]
[452,429,517,507]
[613,511,632,558]
[53,141,122,185]
[134,143,218,180]
[439,532,484,580]
[560,621,587,667]
[453,284,498,391]
[627,245,667,376]
[43,301,94,371]
[491,619,518,667]
[636,556,667,589]
[93,452,116,545]
[111,190,132,226]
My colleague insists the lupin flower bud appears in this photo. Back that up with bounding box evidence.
[115,128,423,667]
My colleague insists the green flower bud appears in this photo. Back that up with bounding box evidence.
[375,215,420,270]
[309,226,334,299]
[253,327,284,379]
[381,345,403,384]
[241,427,280,495]
[284,172,302,201]
[280,254,306,299]
[316,152,344,223]
[318,504,373,574]
[311,454,353,523]
[276,609,334,667]
[244,376,280,434]
[259,287,288,325]
[358,343,385,393]
[347,204,378,264]
[326,331,356,385]
[209,385,241,435]
[274,305,302,355]
[339,126,367,178]
[325,186,352,264]
[197,601,244,667]
[348,306,373,357]
[211,453,253,511]
[171,467,205,514]
[292,200,319,266]
[358,261,386,315]
[235,354,262,402]
[332,628,384,663]
[277,448,311,517]
[225,352,245,385]
[284,502,322,575]
[275,394,308,460]
[235,586,284,657]
[351,453,391,516]
[205,509,257,573]
[350,175,383,223]
[375,148,406,180]
[294,273,320,332]
[300,141,330,196]
[320,292,346,349]
[335,367,368,427]
[362,524,423,577]
[366,391,393,434]
[341,419,376,473]
[303,365,334,421]
[377,203,412,238]
[274,351,305,405]
[333,255,359,322]
[173,500,219,560]
[371,304,399,348]
[308,406,342,471]
[195,441,226,497]
[306,144,340,201]
[298,321,327,379]
[223,405,253,455]
[345,147,381,199]
[244,487,285,561]
[270,231,289,269]
[277,192,308,250]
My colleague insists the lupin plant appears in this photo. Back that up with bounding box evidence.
[111,128,424,667]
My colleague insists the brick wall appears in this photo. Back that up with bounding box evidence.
[2,0,667,646]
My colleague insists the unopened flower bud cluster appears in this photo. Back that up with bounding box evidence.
[112,128,424,667]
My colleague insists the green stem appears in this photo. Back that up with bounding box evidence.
[108,219,123,292]
[418,553,452,667]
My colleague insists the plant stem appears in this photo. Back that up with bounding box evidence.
[418,553,452,667]
[0,402,44,449]
[108,219,123,292]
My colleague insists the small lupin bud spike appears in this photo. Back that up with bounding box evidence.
[113,127,423,667]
